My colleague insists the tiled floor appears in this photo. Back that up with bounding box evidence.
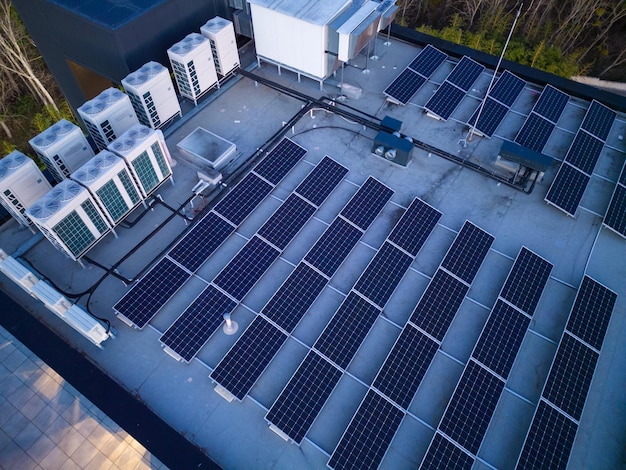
[0,326,167,470]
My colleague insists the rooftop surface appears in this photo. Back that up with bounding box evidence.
[1,32,625,469]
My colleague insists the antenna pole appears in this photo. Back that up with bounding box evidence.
[467,4,523,142]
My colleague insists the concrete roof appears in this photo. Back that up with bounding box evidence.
[1,31,625,470]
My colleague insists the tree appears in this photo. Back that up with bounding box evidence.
[0,0,57,112]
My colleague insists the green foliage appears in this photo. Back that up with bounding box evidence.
[416,20,583,78]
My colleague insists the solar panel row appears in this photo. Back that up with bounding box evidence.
[422,246,551,465]
[384,45,446,105]
[210,178,392,400]
[331,220,492,468]
[424,56,484,121]
[517,275,617,468]
[603,162,626,237]
[467,70,525,138]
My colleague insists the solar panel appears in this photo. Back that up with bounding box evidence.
[533,85,569,123]
[499,247,553,316]
[266,351,342,444]
[388,198,442,257]
[407,44,447,77]
[472,299,531,379]
[409,269,470,341]
[261,263,327,332]
[372,324,438,409]
[304,218,363,277]
[210,317,287,400]
[383,68,426,105]
[328,390,405,470]
[168,211,234,271]
[467,97,508,137]
[545,163,590,217]
[313,292,381,369]
[340,177,394,230]
[441,221,494,284]
[439,360,505,455]
[214,173,273,225]
[515,113,555,152]
[564,131,604,175]
[581,100,616,141]
[566,276,617,350]
[213,236,280,301]
[113,258,190,329]
[295,156,348,206]
[517,400,578,470]
[604,184,626,237]
[488,70,525,107]
[257,194,316,250]
[542,333,599,420]
[424,81,466,121]
[446,56,485,92]
[421,433,474,470]
[353,242,413,307]
[253,138,307,185]
[159,285,237,362]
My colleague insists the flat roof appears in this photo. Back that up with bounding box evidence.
[49,0,168,29]
[1,30,625,470]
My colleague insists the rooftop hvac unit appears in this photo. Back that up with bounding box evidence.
[201,17,240,76]
[337,1,381,62]
[233,10,253,38]
[30,280,112,347]
[71,150,144,225]
[0,151,52,227]
[0,255,40,293]
[108,124,174,197]
[122,62,181,130]
[25,179,113,261]
[78,88,139,151]
[167,33,219,105]
[29,119,95,182]
[376,0,398,31]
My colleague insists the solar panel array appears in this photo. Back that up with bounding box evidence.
[603,162,626,237]
[210,177,391,401]
[329,221,492,469]
[517,276,617,469]
[158,156,348,363]
[383,44,446,105]
[112,138,306,328]
[546,100,616,217]
[515,85,569,152]
[424,56,485,121]
[468,70,525,137]
[422,247,552,467]
[266,198,439,444]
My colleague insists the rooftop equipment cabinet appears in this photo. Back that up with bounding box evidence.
[77,88,139,151]
[107,124,174,198]
[201,17,240,76]
[167,33,219,105]
[0,151,52,227]
[26,179,114,262]
[336,1,381,62]
[29,119,95,182]
[71,150,144,226]
[248,0,351,82]
[122,62,181,130]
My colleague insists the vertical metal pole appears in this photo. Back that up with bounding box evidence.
[467,4,523,142]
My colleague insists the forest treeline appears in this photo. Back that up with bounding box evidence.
[397,0,626,79]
